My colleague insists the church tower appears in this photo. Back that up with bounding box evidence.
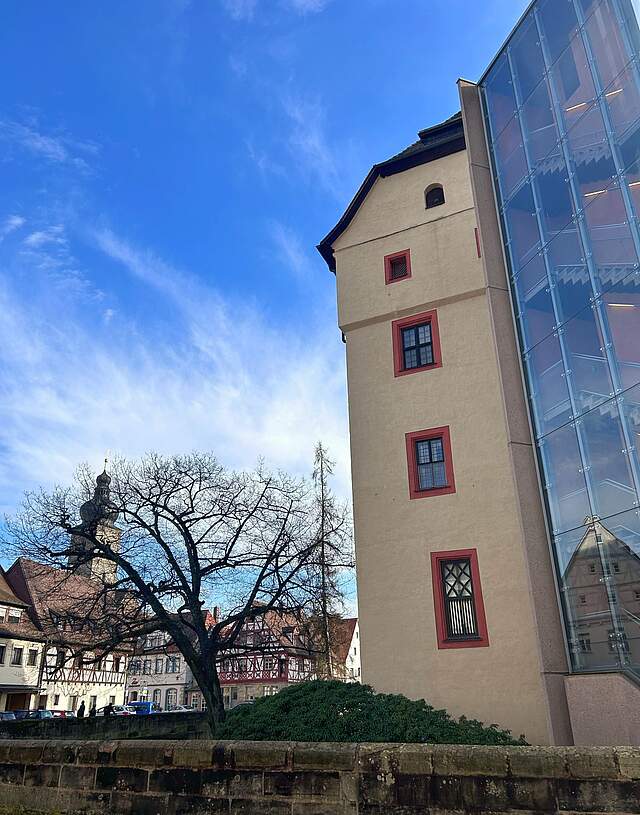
[68,466,121,583]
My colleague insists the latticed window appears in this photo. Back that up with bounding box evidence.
[439,558,479,640]
[389,255,408,280]
[384,250,411,284]
[415,437,447,490]
[402,323,434,370]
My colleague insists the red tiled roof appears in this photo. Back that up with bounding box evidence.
[330,617,357,666]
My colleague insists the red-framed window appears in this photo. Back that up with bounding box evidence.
[392,310,442,377]
[405,426,456,500]
[384,249,412,285]
[431,549,489,649]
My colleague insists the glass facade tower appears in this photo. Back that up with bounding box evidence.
[481,0,640,676]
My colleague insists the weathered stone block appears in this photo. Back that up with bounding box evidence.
[172,740,216,768]
[508,746,568,779]
[231,741,290,770]
[431,745,509,778]
[560,777,640,813]
[264,770,341,799]
[359,771,397,806]
[292,804,356,815]
[199,768,231,796]
[293,742,357,772]
[395,772,431,807]
[41,739,79,765]
[230,798,290,814]
[615,747,640,780]
[227,770,262,797]
[111,790,170,814]
[115,740,174,768]
[0,762,25,785]
[24,762,61,788]
[60,763,97,790]
[169,793,229,814]
[459,775,511,811]
[430,774,463,810]
[8,740,44,764]
[565,747,620,780]
[96,765,149,792]
[149,767,202,795]
[506,777,557,810]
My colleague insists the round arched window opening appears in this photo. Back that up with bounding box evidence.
[425,184,445,209]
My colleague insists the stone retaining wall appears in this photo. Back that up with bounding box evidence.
[0,739,638,813]
[0,711,209,741]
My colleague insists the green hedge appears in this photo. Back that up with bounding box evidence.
[218,680,526,745]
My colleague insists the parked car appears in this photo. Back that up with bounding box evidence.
[25,710,53,720]
[0,712,16,721]
[127,701,162,716]
[162,704,193,713]
[51,710,76,719]
[96,705,136,717]
[11,710,30,720]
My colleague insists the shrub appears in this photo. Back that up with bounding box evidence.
[218,680,526,745]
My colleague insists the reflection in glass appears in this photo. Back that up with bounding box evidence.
[511,12,545,103]
[539,422,591,532]
[485,53,517,138]
[584,0,632,89]
[538,0,580,64]
[581,400,637,517]
[562,516,640,672]
[503,181,540,268]
[483,0,640,680]
[525,332,572,435]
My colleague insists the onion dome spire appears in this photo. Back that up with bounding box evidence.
[79,459,119,527]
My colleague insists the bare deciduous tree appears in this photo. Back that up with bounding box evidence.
[3,451,351,730]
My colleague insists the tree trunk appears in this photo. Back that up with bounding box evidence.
[192,657,225,735]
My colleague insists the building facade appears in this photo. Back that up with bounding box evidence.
[318,0,640,746]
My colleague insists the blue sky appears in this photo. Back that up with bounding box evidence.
[0,0,528,516]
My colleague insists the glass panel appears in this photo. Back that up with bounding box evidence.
[525,332,572,435]
[503,180,541,269]
[537,0,580,64]
[511,12,546,103]
[584,187,637,266]
[551,33,596,128]
[522,78,561,166]
[564,302,614,411]
[581,398,637,517]
[494,116,528,199]
[484,53,517,138]
[546,227,593,324]
[517,273,556,350]
[566,100,608,157]
[603,270,640,389]
[584,0,634,89]
[534,164,577,243]
[539,421,591,533]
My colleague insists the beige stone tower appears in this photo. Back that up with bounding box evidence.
[318,109,573,745]
[68,468,120,583]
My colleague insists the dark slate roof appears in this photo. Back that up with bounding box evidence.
[317,113,465,273]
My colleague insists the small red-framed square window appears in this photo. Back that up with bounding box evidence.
[392,310,442,377]
[405,426,456,500]
[384,249,412,285]
[431,549,489,649]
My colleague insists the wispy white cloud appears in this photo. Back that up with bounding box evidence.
[0,229,349,515]
[286,0,331,12]
[0,118,99,171]
[221,0,331,20]
[246,139,286,178]
[221,0,258,20]
[282,94,341,194]
[270,221,313,282]
[23,225,67,248]
[0,215,26,242]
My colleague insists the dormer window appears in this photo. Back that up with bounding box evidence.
[384,249,412,285]
[425,184,445,209]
